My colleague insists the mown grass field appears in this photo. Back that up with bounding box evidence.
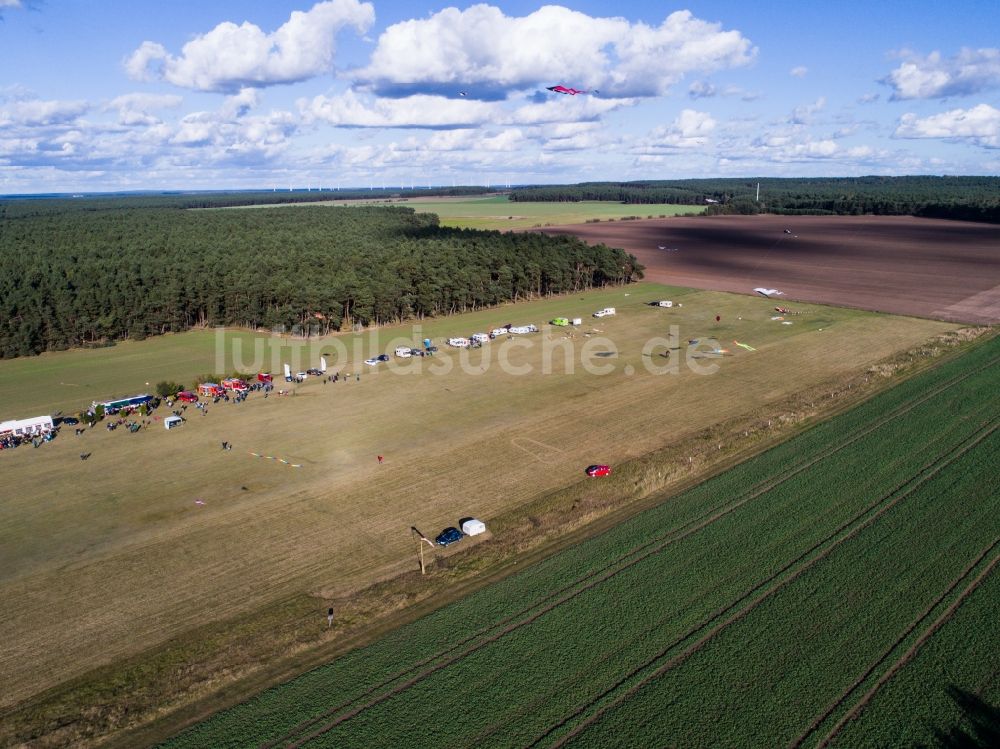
[0,283,955,711]
[214,194,701,230]
[163,333,1000,748]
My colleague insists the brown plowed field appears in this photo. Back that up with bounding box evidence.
[536,215,1000,324]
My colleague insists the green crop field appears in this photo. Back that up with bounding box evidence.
[0,283,956,720]
[214,194,701,229]
[162,334,1000,748]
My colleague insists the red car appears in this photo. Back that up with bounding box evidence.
[586,464,612,477]
[176,391,199,403]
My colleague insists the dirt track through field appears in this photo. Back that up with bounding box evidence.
[268,353,1000,748]
[535,215,1000,324]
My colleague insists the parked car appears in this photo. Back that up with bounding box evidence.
[409,348,426,357]
[593,307,616,318]
[296,372,308,380]
[376,354,390,362]
[435,527,464,546]
[550,318,570,326]
[306,368,324,376]
[60,416,80,426]
[586,464,612,477]
[364,357,379,366]
[177,391,199,403]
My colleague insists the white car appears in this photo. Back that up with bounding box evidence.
[447,337,470,348]
[364,358,379,366]
[296,371,308,379]
[593,309,616,318]
[394,346,412,358]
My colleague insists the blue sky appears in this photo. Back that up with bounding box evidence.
[1,0,999,193]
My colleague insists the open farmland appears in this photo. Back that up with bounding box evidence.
[163,333,1000,748]
[537,214,1000,324]
[0,283,957,715]
[216,195,700,230]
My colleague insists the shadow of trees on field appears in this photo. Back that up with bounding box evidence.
[932,686,1000,748]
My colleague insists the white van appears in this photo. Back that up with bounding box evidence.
[394,346,412,358]
[593,307,616,318]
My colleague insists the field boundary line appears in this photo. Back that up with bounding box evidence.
[791,535,1000,748]
[260,358,1000,749]
[815,547,1000,748]
[534,421,998,749]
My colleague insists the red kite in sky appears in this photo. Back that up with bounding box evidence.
[547,85,588,95]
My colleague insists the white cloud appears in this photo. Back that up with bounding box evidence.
[0,0,23,7]
[106,93,183,126]
[789,97,825,125]
[125,0,375,92]
[884,48,1000,99]
[688,81,716,98]
[688,80,759,101]
[357,6,754,98]
[790,66,808,78]
[857,92,879,104]
[634,109,716,154]
[504,96,630,126]
[895,104,1000,147]
[0,98,89,127]
[301,90,501,128]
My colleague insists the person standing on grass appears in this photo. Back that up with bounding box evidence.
[378,455,384,464]
[327,607,334,627]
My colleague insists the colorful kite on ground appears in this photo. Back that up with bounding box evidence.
[733,341,757,351]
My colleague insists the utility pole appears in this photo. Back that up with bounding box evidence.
[411,526,435,574]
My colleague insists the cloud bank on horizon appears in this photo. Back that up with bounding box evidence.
[1,0,999,192]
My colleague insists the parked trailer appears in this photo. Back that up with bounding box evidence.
[91,394,153,414]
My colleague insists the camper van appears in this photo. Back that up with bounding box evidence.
[447,337,470,348]
[395,346,412,358]
[593,307,616,318]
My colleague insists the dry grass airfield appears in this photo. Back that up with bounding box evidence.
[0,283,955,706]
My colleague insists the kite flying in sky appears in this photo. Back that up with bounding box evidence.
[546,85,595,96]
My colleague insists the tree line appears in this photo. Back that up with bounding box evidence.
[0,203,641,358]
[510,177,1000,222]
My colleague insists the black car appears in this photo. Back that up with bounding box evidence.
[306,368,324,376]
[60,416,80,426]
[376,354,390,362]
[435,527,463,547]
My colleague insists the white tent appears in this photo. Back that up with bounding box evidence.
[0,415,53,437]
[461,518,486,536]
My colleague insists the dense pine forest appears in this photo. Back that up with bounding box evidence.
[510,176,1000,222]
[0,203,641,358]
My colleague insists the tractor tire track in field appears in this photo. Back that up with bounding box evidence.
[815,546,1000,749]
[263,357,998,749]
[790,535,1000,748]
[533,421,998,749]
